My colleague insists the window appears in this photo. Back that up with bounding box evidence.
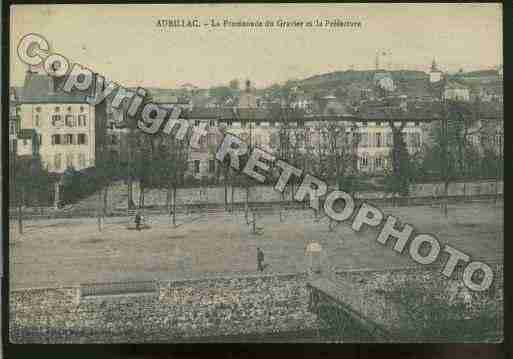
[54,153,62,170]
[360,156,368,168]
[38,134,42,146]
[51,134,61,145]
[209,119,216,127]
[269,121,275,127]
[66,153,74,168]
[206,133,215,147]
[411,133,421,148]
[78,134,87,145]
[36,106,41,113]
[376,133,382,147]
[55,106,60,113]
[375,157,383,168]
[51,115,62,126]
[209,159,216,173]
[386,133,393,147]
[78,153,86,168]
[241,121,246,128]
[65,115,75,127]
[80,106,84,113]
[64,134,74,145]
[64,115,75,127]
[35,115,40,127]
[305,128,311,144]
[78,115,87,126]
[361,133,368,147]
[255,134,263,146]
[194,160,200,174]
[111,134,117,145]
[67,106,72,112]
[255,121,261,127]
[23,139,27,146]
[194,120,200,127]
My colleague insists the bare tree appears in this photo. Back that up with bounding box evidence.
[325,121,360,231]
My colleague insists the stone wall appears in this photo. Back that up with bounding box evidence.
[10,265,503,343]
[324,263,504,341]
[10,273,319,343]
[117,180,503,208]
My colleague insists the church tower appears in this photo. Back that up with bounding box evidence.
[429,58,442,83]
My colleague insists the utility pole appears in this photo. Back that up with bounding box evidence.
[12,140,23,235]
[246,114,253,221]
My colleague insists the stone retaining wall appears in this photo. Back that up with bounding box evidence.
[10,273,319,343]
[129,180,503,207]
[10,264,503,343]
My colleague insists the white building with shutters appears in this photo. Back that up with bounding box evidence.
[16,70,107,173]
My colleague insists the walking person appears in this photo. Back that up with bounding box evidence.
[257,247,267,272]
[135,211,142,231]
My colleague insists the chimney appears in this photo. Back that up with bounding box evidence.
[24,68,36,88]
[48,76,56,94]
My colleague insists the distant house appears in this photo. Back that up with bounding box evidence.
[150,89,192,111]
[180,83,199,93]
[474,82,503,104]
[238,80,257,109]
[443,81,470,102]
[321,95,352,116]
[16,70,108,173]
[290,94,314,112]
[373,72,395,92]
[429,59,443,83]
[466,102,503,156]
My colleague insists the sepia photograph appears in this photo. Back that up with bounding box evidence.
[7,3,503,344]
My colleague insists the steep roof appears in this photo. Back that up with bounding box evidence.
[17,71,90,104]
[445,81,469,90]
[356,99,443,120]
[148,88,190,104]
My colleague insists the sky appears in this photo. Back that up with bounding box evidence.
[10,3,503,89]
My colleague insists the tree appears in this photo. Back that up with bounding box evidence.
[383,121,417,204]
[215,124,233,210]
[152,132,189,226]
[334,87,348,103]
[324,121,360,230]
[122,91,154,209]
[12,156,52,234]
[419,102,479,215]
[229,78,240,91]
[209,86,233,106]
[134,133,155,208]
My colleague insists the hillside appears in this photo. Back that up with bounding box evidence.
[295,69,428,90]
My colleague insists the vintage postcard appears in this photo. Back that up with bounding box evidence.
[8,3,503,343]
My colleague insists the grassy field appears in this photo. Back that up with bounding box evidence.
[10,202,503,289]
